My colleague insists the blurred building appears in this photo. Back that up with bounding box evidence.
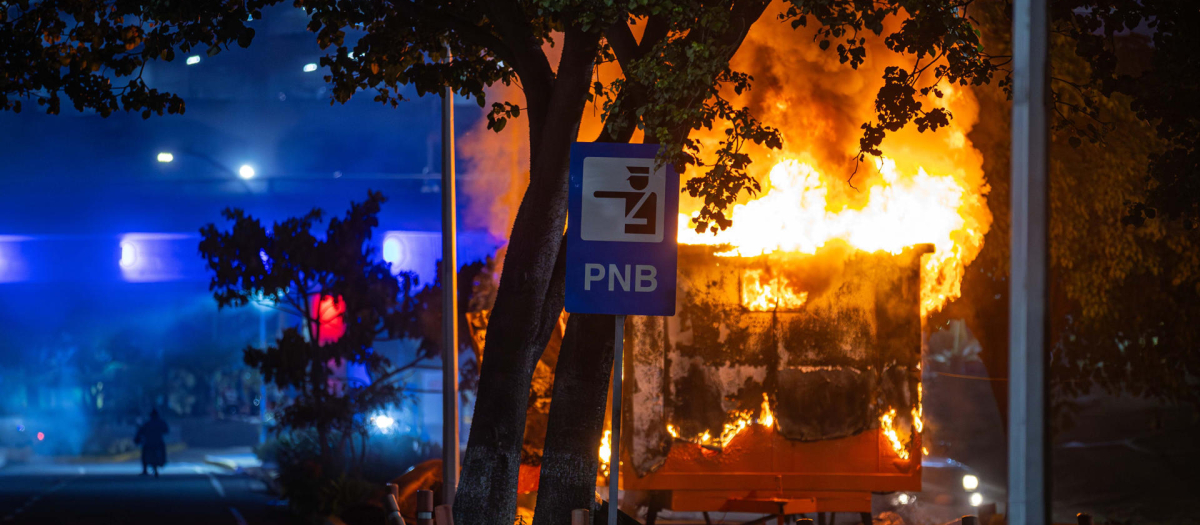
[0,4,493,454]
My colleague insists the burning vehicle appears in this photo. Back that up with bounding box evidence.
[461,3,993,516]
[599,152,990,516]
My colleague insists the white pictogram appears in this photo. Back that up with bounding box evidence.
[580,156,665,242]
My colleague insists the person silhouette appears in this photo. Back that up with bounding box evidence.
[134,409,169,477]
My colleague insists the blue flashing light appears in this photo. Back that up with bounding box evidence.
[118,241,139,269]
[382,236,403,267]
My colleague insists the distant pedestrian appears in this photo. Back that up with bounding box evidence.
[134,409,169,477]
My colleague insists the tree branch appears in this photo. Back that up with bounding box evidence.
[392,1,515,66]
[483,0,556,134]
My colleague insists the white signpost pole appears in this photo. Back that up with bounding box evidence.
[564,142,677,525]
[609,314,625,525]
[1009,0,1049,522]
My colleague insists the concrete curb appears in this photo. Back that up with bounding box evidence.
[202,455,239,471]
[203,455,284,496]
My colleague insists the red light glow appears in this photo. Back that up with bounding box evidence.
[36,432,44,441]
[309,294,346,344]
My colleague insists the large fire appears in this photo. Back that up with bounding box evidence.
[576,4,990,472]
[678,155,987,318]
[671,155,972,457]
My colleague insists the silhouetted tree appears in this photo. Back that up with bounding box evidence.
[936,1,1200,428]
[199,191,430,470]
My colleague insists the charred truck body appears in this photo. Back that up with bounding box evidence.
[616,243,931,514]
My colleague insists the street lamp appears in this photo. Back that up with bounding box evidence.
[156,152,174,163]
[238,164,256,179]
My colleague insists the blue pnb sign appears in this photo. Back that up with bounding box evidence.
[566,142,678,316]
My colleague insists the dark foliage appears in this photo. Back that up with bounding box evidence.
[198,191,432,469]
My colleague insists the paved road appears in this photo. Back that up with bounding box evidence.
[0,452,294,525]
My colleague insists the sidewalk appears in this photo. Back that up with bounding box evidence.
[196,446,282,495]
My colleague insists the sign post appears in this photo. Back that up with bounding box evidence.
[565,142,678,525]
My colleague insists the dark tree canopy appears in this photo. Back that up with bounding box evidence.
[0,0,267,116]
[198,191,431,466]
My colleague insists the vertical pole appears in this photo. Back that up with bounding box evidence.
[258,309,267,445]
[572,509,591,525]
[1009,0,1050,524]
[417,489,436,525]
[441,47,460,507]
[609,315,625,525]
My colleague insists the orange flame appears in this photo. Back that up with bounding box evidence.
[680,157,987,317]
[880,408,910,460]
[665,392,776,450]
[759,393,774,428]
[913,383,924,433]
[741,269,808,311]
[598,430,612,478]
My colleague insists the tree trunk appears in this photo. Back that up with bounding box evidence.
[532,314,616,525]
[454,232,566,524]
[454,26,601,525]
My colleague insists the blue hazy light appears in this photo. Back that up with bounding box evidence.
[118,233,203,282]
[382,235,403,267]
[0,235,32,283]
[381,230,504,285]
[118,241,139,269]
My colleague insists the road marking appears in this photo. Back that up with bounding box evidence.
[228,507,248,525]
[207,473,226,498]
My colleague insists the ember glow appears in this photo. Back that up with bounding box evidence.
[598,430,612,478]
[666,393,777,450]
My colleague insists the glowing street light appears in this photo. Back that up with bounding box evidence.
[371,414,395,432]
[302,63,318,73]
[969,492,984,507]
[962,474,979,491]
[238,164,256,179]
[186,55,201,65]
[156,152,174,163]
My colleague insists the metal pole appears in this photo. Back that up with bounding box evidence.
[572,509,591,525]
[440,52,460,506]
[1009,0,1050,523]
[258,309,267,445]
[609,315,625,525]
